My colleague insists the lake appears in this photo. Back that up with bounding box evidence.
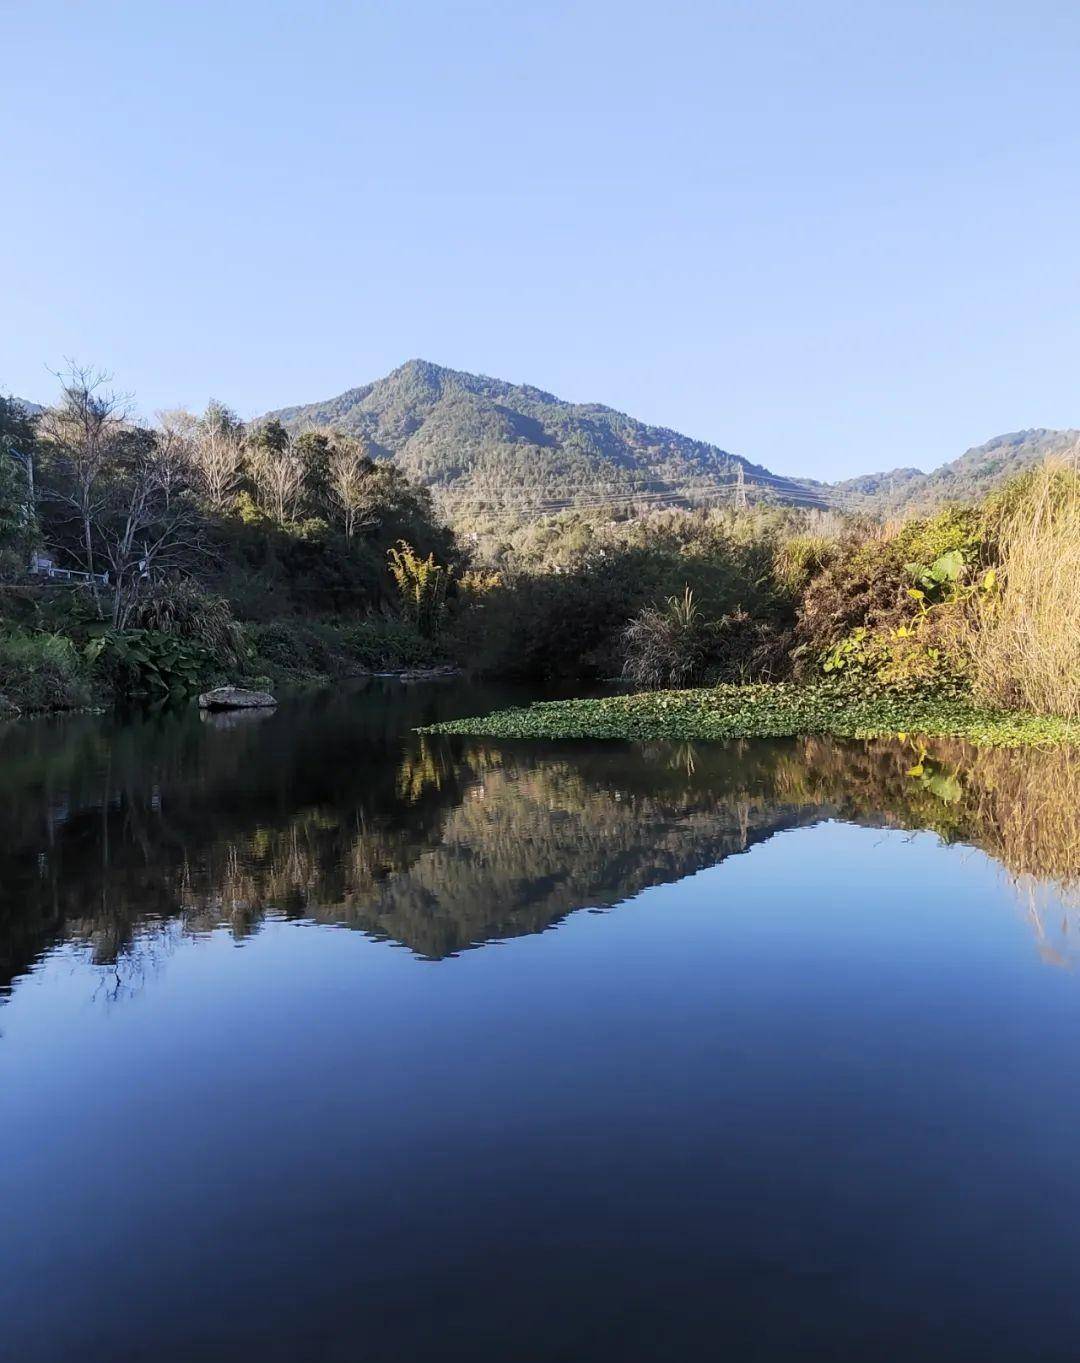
[2,680,1080,1362]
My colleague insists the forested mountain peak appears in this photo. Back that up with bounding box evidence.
[262,366,1080,521]
[266,360,819,516]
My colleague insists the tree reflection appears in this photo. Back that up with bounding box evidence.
[1,684,1078,1000]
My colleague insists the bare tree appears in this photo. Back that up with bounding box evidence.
[153,409,197,508]
[100,427,205,627]
[37,364,130,595]
[326,435,377,541]
[247,420,306,525]
[190,400,243,512]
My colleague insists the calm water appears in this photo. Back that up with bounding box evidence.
[2,681,1080,1362]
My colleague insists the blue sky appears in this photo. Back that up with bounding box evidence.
[2,0,1077,480]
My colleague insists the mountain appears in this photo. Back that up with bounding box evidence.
[828,428,1080,515]
[266,359,822,516]
[269,361,1076,522]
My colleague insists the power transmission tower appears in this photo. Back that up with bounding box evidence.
[734,463,748,512]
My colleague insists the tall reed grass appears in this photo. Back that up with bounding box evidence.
[969,456,1080,719]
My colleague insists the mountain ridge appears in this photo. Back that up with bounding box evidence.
[266,360,1077,518]
[265,359,824,515]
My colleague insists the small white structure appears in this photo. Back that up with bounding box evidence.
[29,552,109,587]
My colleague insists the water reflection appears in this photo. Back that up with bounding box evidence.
[1,680,1078,998]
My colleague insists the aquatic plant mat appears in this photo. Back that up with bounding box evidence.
[420,683,1080,748]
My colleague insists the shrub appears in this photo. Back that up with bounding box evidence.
[243,620,331,676]
[337,618,433,670]
[796,506,985,653]
[0,629,90,712]
[128,578,244,666]
[709,611,793,683]
[622,589,712,689]
[773,534,837,597]
[85,629,211,697]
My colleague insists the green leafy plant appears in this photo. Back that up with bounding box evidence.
[421,681,1080,749]
[127,578,245,666]
[85,629,210,696]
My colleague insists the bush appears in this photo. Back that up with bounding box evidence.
[243,620,332,677]
[0,629,90,712]
[337,618,433,670]
[128,578,244,666]
[240,616,438,679]
[387,541,450,638]
[773,534,837,598]
[85,629,212,697]
[796,507,985,655]
[622,589,712,689]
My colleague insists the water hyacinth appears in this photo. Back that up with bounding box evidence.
[420,682,1080,749]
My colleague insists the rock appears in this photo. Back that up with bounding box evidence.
[197,686,277,711]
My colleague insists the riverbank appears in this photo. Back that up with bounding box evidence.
[419,682,1080,749]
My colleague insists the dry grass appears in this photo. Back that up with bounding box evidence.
[969,456,1080,720]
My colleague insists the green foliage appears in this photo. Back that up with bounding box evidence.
[336,618,433,670]
[422,681,1080,749]
[0,629,89,712]
[387,541,450,637]
[241,615,438,679]
[85,629,211,697]
[0,395,35,571]
[794,504,990,696]
[447,513,791,682]
[0,448,26,544]
[127,578,244,665]
[773,534,837,597]
[242,620,337,678]
[905,548,964,599]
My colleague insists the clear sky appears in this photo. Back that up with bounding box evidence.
[2,0,1077,480]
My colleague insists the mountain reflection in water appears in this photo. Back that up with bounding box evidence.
[2,680,1078,1000]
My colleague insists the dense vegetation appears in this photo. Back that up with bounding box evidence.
[2,367,1078,741]
[423,684,1080,748]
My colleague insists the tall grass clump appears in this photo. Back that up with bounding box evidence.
[621,589,711,689]
[128,578,245,666]
[970,458,1080,719]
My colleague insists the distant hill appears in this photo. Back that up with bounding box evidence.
[265,362,1078,523]
[266,359,822,517]
[2,396,44,418]
[827,428,1080,515]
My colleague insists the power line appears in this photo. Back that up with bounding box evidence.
[435,477,871,522]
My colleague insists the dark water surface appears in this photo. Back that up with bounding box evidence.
[2,681,1080,1362]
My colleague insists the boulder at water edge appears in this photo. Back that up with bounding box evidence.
[197,686,278,711]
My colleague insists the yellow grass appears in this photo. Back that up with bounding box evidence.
[970,457,1080,720]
